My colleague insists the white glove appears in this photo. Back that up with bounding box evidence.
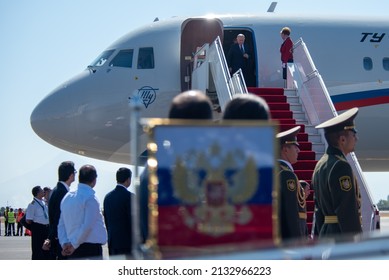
[282,63,286,68]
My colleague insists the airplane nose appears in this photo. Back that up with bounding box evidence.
[30,86,77,151]
[30,70,134,163]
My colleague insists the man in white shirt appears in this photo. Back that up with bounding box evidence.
[58,164,107,259]
[25,186,50,259]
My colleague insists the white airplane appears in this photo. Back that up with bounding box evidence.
[29,10,389,259]
[30,13,389,172]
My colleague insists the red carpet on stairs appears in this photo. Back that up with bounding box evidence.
[248,87,317,234]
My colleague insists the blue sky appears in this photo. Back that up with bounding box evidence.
[1,0,388,208]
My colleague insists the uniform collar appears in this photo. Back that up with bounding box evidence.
[278,159,294,171]
[327,145,346,158]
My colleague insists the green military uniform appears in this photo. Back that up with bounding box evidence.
[312,108,362,237]
[312,146,361,236]
[298,181,308,236]
[279,161,305,238]
[277,126,305,239]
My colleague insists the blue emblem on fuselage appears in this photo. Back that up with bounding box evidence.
[137,86,158,108]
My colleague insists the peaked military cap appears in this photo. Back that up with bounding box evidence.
[315,107,358,134]
[276,126,301,146]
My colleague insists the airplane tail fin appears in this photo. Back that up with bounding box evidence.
[267,2,278,13]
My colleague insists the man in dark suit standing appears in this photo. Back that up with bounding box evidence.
[227,34,253,86]
[103,167,133,258]
[43,161,76,259]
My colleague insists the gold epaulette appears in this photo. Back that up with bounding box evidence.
[279,165,290,171]
[335,155,347,162]
[298,212,307,219]
[324,215,338,224]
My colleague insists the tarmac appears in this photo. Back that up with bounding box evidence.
[1,214,388,260]
[0,234,109,260]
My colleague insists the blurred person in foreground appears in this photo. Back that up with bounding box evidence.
[222,94,270,121]
[140,90,214,244]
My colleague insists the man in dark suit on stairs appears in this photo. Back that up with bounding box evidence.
[103,167,133,258]
[227,34,254,86]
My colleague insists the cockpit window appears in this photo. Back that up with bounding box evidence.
[137,47,154,69]
[110,49,134,68]
[90,50,115,67]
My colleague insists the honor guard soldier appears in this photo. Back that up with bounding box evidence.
[312,108,362,238]
[299,180,311,237]
[277,126,306,240]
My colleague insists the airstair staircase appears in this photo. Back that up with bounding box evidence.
[191,36,380,236]
[247,86,321,233]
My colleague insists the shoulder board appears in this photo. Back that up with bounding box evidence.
[280,165,289,171]
[335,155,347,162]
[278,167,290,176]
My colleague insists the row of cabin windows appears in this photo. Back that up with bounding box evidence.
[90,47,155,69]
[364,57,389,71]
[91,49,389,72]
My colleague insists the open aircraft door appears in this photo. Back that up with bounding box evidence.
[180,18,224,92]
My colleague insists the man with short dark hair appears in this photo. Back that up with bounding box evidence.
[103,167,133,258]
[58,165,107,259]
[140,90,214,243]
[26,186,50,259]
[43,161,76,259]
[222,94,270,120]
[168,90,213,119]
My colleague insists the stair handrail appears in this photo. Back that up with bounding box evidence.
[290,38,338,126]
[291,37,379,232]
[192,36,248,111]
[208,36,234,110]
[231,69,248,95]
[191,43,211,94]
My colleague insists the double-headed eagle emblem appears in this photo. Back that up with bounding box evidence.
[172,142,259,237]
